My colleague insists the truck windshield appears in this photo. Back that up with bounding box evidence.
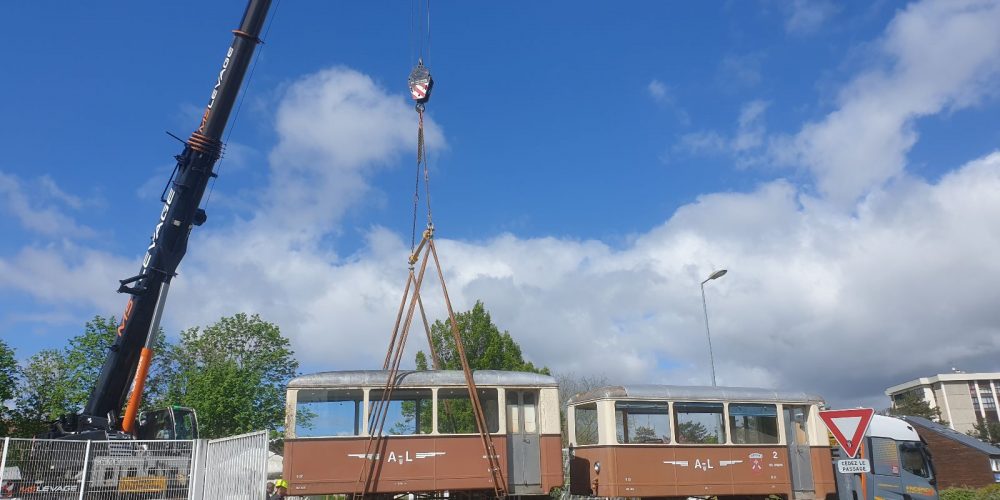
[174,409,197,440]
[899,441,932,478]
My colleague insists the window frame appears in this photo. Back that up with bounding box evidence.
[673,401,727,445]
[614,400,671,445]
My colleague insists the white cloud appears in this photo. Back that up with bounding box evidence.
[772,0,1000,205]
[5,1,1000,412]
[648,80,670,103]
[719,53,764,89]
[676,100,769,165]
[784,0,840,35]
[0,172,95,239]
[647,79,690,125]
[0,242,133,314]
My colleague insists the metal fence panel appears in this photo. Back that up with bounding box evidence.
[0,438,88,499]
[0,431,267,500]
[202,430,268,500]
[85,439,195,500]
[0,438,195,500]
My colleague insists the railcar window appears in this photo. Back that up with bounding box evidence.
[370,389,433,435]
[574,403,599,445]
[674,402,726,444]
[523,392,537,433]
[438,388,499,434]
[615,401,670,444]
[295,389,363,437]
[729,404,779,444]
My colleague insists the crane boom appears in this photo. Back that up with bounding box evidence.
[52,0,272,438]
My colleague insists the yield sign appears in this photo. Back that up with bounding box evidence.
[819,408,875,459]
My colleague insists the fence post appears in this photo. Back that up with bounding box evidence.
[0,437,9,488]
[78,440,91,500]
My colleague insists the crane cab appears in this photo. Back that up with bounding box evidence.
[136,406,199,440]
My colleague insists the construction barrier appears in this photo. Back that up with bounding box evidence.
[200,430,268,500]
[0,431,267,500]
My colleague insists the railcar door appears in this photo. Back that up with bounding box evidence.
[506,390,542,492]
[784,405,815,492]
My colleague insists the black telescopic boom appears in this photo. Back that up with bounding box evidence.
[79,0,272,431]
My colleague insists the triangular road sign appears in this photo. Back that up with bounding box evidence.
[819,408,875,458]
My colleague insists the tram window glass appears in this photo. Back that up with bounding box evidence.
[871,437,901,476]
[615,401,670,444]
[575,403,599,445]
[295,389,363,437]
[370,388,433,435]
[729,404,779,444]
[674,402,726,444]
[899,442,931,478]
[438,388,499,434]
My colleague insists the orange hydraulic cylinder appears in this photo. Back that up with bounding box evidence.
[121,347,153,434]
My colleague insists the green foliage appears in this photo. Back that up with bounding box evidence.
[968,419,1000,445]
[12,349,72,436]
[162,313,298,438]
[9,315,171,436]
[0,339,19,435]
[677,421,719,443]
[979,484,1000,500]
[940,488,979,500]
[887,392,946,424]
[418,300,548,374]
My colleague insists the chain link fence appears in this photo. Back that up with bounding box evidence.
[0,431,267,500]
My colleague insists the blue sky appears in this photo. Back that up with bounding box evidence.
[2,1,1000,409]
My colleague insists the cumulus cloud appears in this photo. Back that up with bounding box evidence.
[0,172,95,239]
[772,0,1000,205]
[4,1,1000,412]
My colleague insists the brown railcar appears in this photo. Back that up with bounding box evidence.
[283,370,562,497]
[567,385,837,500]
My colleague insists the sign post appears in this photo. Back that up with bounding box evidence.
[819,408,875,459]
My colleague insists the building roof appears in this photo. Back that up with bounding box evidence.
[288,369,558,389]
[885,372,1000,396]
[903,416,1000,456]
[566,384,824,405]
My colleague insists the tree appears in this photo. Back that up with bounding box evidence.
[677,421,717,444]
[887,392,947,424]
[417,301,548,374]
[0,339,18,435]
[400,301,547,437]
[9,316,171,437]
[555,372,608,445]
[968,420,1000,445]
[12,349,72,436]
[162,313,298,438]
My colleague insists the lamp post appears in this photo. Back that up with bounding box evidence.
[700,269,727,386]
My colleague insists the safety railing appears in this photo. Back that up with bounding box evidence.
[0,431,267,499]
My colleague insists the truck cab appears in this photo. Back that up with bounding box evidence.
[835,415,937,500]
[136,406,199,440]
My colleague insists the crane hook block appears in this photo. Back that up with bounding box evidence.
[408,60,434,106]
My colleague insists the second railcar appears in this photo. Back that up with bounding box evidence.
[567,384,837,499]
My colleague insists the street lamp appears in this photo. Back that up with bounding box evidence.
[700,269,727,386]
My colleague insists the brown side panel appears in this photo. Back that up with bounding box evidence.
[539,435,565,493]
[811,446,837,499]
[285,435,509,496]
[571,445,802,498]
